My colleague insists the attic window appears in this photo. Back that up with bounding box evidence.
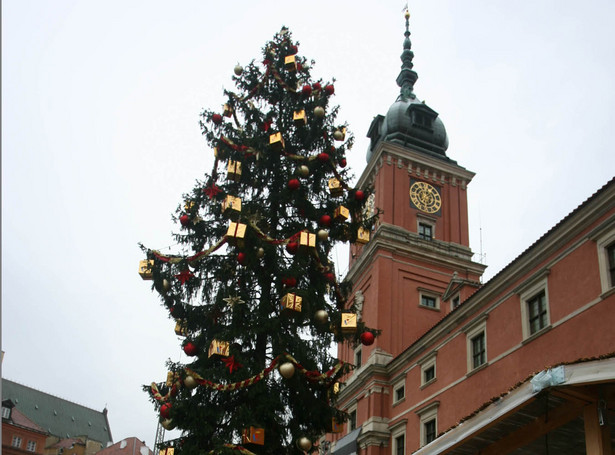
[412,111,434,131]
[2,406,10,419]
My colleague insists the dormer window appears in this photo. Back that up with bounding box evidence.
[408,103,438,132]
[2,406,11,419]
[412,111,433,130]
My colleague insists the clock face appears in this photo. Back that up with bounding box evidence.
[410,181,442,214]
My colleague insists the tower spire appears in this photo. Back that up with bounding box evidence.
[396,8,418,100]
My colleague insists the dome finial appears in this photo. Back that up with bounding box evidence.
[396,6,418,100]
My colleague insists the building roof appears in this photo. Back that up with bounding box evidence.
[2,379,113,445]
[4,403,48,434]
[97,437,153,455]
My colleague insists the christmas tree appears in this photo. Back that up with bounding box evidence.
[140,27,379,455]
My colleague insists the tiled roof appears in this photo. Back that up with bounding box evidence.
[2,379,112,445]
[49,438,85,449]
[97,437,154,455]
[7,406,47,434]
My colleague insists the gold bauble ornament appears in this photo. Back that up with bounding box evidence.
[313,106,325,118]
[333,130,344,141]
[297,437,312,451]
[161,419,175,430]
[234,65,243,76]
[317,229,329,241]
[279,362,296,379]
[298,165,310,177]
[257,247,265,258]
[184,375,198,389]
[161,279,171,294]
[315,309,329,324]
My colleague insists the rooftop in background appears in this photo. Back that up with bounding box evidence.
[96,437,153,455]
[2,379,113,446]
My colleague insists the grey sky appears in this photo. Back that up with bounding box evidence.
[3,0,614,448]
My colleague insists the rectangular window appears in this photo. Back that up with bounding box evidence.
[349,409,357,431]
[421,296,436,308]
[2,406,10,419]
[424,419,436,444]
[396,385,405,402]
[27,441,37,452]
[424,365,435,383]
[527,290,548,335]
[395,434,405,455]
[451,295,460,309]
[608,242,615,287]
[471,332,486,369]
[418,223,433,240]
[12,436,22,448]
[354,349,362,369]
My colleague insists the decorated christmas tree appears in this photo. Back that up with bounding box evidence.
[140,27,379,455]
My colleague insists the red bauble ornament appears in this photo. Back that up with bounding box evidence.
[302,85,312,96]
[285,277,297,287]
[237,252,246,265]
[320,214,332,227]
[160,403,172,419]
[340,158,347,168]
[183,342,198,356]
[312,82,322,91]
[286,242,299,255]
[325,272,335,282]
[180,214,190,226]
[354,190,365,202]
[360,332,375,346]
[288,178,300,190]
[324,84,335,95]
[297,62,303,72]
[212,114,223,125]
[317,152,330,163]
[290,45,298,55]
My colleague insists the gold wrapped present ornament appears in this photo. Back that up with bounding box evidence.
[226,221,247,245]
[223,103,233,118]
[356,227,370,244]
[174,320,188,337]
[208,340,230,357]
[341,312,357,334]
[221,195,241,216]
[334,205,350,221]
[331,418,343,434]
[227,160,242,182]
[281,293,302,313]
[284,55,297,72]
[269,132,285,152]
[328,178,343,197]
[242,427,265,445]
[293,109,307,127]
[166,371,179,387]
[138,260,154,280]
[299,231,316,249]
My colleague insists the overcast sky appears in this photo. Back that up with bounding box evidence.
[2,0,614,448]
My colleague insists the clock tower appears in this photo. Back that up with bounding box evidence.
[340,11,486,364]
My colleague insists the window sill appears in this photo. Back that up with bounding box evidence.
[466,362,488,378]
[522,324,552,345]
[420,378,437,390]
[419,305,440,312]
[392,397,406,408]
[600,286,615,300]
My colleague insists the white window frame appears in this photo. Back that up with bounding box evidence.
[418,289,440,311]
[464,316,487,373]
[26,440,37,452]
[2,406,11,419]
[451,293,461,310]
[392,377,406,405]
[354,346,363,370]
[12,436,23,448]
[419,351,437,388]
[390,419,407,455]
[347,405,357,432]
[416,401,439,447]
[596,228,615,295]
[519,277,551,341]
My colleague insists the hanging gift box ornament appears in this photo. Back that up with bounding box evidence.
[223,103,233,118]
[281,293,302,312]
[356,227,370,244]
[208,339,230,357]
[331,418,343,433]
[174,320,188,337]
[221,195,242,215]
[166,371,178,387]
[227,160,242,182]
[299,230,316,249]
[284,54,297,72]
[138,260,154,280]
[341,312,357,334]
[226,221,247,245]
[269,132,285,152]
[334,205,350,221]
[333,127,347,141]
[242,427,265,445]
[293,109,307,127]
[328,178,344,197]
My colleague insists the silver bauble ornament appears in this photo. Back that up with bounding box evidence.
[297,437,312,451]
[333,130,344,141]
[314,106,325,118]
[317,229,329,241]
[298,165,310,177]
[279,362,296,379]
[234,65,243,76]
[315,309,329,324]
[184,375,198,389]
[161,419,175,430]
